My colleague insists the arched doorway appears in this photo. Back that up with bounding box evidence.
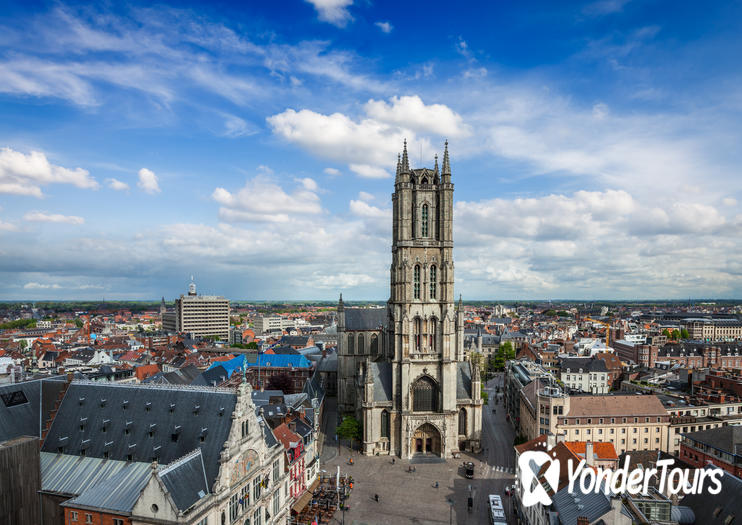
[412,423,441,456]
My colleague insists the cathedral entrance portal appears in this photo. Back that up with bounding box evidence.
[411,423,441,456]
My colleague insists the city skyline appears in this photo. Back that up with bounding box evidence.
[1,1,741,301]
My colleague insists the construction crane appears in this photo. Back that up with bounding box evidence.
[584,317,612,347]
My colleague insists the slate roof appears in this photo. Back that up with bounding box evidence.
[270,345,300,355]
[344,308,387,331]
[550,481,613,525]
[61,460,151,514]
[680,466,741,524]
[682,425,742,454]
[559,357,608,373]
[280,335,310,347]
[456,361,473,400]
[158,449,210,512]
[42,381,236,490]
[192,364,230,386]
[0,376,67,443]
[370,361,392,402]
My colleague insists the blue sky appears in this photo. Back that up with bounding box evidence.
[1,0,741,301]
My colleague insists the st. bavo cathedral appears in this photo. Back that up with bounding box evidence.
[337,140,483,459]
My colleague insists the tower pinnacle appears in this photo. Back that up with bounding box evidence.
[401,139,410,172]
[434,154,439,175]
[442,140,450,175]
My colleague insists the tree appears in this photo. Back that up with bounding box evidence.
[19,339,28,351]
[337,416,362,450]
[680,328,690,339]
[267,373,293,393]
[74,318,84,329]
[662,328,671,338]
[670,329,680,341]
[246,341,258,349]
[501,341,516,360]
[481,386,489,405]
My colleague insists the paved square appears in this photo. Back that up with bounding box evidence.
[320,451,514,525]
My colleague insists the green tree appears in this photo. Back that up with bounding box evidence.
[670,329,680,341]
[19,339,28,351]
[501,341,516,360]
[662,328,671,338]
[74,318,84,329]
[337,416,362,450]
[481,386,489,405]
[246,341,258,349]
[680,328,690,339]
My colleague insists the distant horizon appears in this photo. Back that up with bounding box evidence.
[2,298,741,305]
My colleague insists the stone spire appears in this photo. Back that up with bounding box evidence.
[396,153,401,177]
[434,154,439,175]
[338,293,344,311]
[401,139,410,173]
[442,140,450,175]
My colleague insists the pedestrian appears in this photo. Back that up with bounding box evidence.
[392,458,395,465]
[434,481,439,489]
[374,494,379,502]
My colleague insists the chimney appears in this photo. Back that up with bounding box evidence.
[547,433,557,450]
[577,517,589,525]
[585,440,594,467]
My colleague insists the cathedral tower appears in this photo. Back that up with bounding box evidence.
[340,141,482,458]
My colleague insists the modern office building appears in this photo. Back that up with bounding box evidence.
[165,279,230,339]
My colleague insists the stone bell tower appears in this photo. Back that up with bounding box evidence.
[386,140,477,458]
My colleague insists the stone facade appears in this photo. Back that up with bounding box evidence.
[337,142,483,459]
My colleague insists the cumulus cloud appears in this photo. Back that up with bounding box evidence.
[349,199,390,218]
[137,168,160,194]
[0,147,98,197]
[358,191,374,202]
[324,167,341,176]
[0,220,17,232]
[106,178,129,191]
[23,211,85,225]
[212,174,323,223]
[267,95,462,177]
[364,95,470,137]
[375,21,393,33]
[305,0,353,27]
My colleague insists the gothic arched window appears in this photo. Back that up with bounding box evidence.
[430,265,437,299]
[413,265,420,299]
[347,334,354,355]
[370,334,378,356]
[459,408,467,435]
[358,333,365,354]
[381,410,390,439]
[421,204,429,237]
[429,316,437,352]
[415,317,422,352]
[412,376,439,412]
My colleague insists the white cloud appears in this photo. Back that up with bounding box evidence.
[305,0,353,27]
[106,178,129,191]
[267,96,462,176]
[137,168,160,194]
[23,211,85,225]
[0,147,98,197]
[349,164,389,179]
[723,197,737,207]
[324,167,341,176]
[212,174,323,223]
[24,282,62,289]
[0,220,17,231]
[375,21,393,33]
[349,199,390,218]
[364,95,470,137]
[358,191,374,202]
[222,114,256,138]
